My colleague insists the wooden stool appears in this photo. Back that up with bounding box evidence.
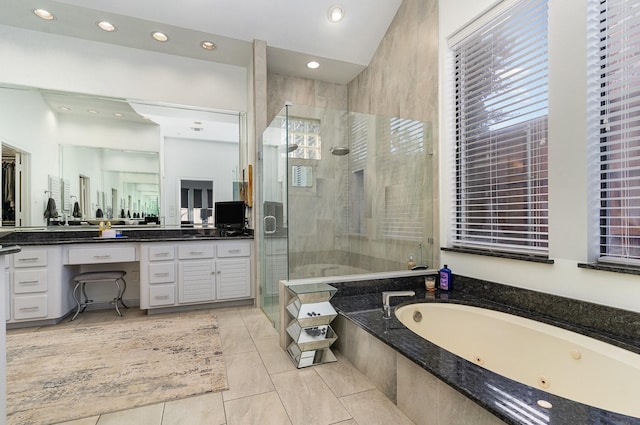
[71,271,128,320]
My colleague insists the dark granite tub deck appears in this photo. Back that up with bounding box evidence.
[329,276,640,425]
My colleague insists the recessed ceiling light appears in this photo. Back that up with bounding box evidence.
[33,9,55,21]
[151,31,169,42]
[97,21,116,32]
[114,112,124,118]
[87,110,98,114]
[307,61,320,69]
[328,6,345,23]
[201,41,216,51]
[58,106,70,111]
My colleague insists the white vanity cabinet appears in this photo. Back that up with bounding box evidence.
[140,244,177,309]
[177,243,216,304]
[8,246,74,323]
[140,240,252,310]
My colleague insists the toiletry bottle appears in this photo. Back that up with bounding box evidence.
[407,254,416,270]
[439,264,452,291]
[98,221,105,237]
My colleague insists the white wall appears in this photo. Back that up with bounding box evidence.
[0,88,59,225]
[163,137,238,226]
[0,25,247,112]
[439,0,640,312]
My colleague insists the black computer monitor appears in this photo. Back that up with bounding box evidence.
[214,201,246,230]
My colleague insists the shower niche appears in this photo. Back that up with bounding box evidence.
[285,283,338,368]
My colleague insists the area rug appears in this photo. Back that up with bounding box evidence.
[6,312,227,425]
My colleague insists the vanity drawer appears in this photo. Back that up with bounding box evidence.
[177,244,214,260]
[217,242,250,258]
[13,270,47,293]
[148,263,176,284]
[67,246,136,264]
[148,245,175,261]
[149,285,176,307]
[13,250,47,268]
[13,295,48,320]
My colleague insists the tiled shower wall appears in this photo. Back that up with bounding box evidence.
[264,0,440,277]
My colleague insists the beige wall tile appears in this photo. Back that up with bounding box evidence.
[314,354,375,397]
[333,316,397,402]
[340,389,415,425]
[397,354,439,425]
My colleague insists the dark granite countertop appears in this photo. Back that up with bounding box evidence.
[330,279,640,425]
[0,228,254,246]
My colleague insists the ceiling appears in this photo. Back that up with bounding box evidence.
[0,0,403,84]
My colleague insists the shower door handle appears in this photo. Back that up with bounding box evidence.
[264,215,277,234]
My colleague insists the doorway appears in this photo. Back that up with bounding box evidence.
[1,143,30,227]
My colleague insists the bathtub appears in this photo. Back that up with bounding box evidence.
[395,302,640,419]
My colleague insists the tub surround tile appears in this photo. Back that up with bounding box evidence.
[328,276,640,425]
[339,389,415,425]
[314,353,376,398]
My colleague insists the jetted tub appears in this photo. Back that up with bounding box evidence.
[395,302,640,419]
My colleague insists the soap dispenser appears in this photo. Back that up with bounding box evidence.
[407,254,416,270]
[439,264,452,291]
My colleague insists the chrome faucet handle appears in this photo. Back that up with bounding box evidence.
[382,290,416,319]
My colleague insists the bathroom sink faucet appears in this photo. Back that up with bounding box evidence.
[382,291,415,319]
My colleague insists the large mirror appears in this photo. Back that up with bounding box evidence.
[0,84,242,228]
[61,145,160,222]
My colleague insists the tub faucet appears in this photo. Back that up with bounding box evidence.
[382,291,415,319]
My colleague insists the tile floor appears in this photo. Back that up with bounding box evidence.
[8,306,416,425]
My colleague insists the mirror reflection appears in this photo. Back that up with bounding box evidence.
[61,145,160,223]
[0,84,242,228]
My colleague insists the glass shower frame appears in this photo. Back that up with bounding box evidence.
[257,104,434,329]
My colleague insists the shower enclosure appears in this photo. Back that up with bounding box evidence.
[257,104,434,328]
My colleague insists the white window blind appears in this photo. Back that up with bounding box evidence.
[593,0,640,263]
[451,0,549,254]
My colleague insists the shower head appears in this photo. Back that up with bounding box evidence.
[287,144,299,153]
[330,146,350,156]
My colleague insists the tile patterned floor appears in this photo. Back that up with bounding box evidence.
[8,306,415,425]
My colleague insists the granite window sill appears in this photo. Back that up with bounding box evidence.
[441,246,554,264]
[578,262,640,276]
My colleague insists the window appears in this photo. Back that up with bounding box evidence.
[450,0,549,255]
[281,117,322,160]
[593,0,640,263]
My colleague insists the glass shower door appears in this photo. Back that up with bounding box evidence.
[258,105,290,330]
